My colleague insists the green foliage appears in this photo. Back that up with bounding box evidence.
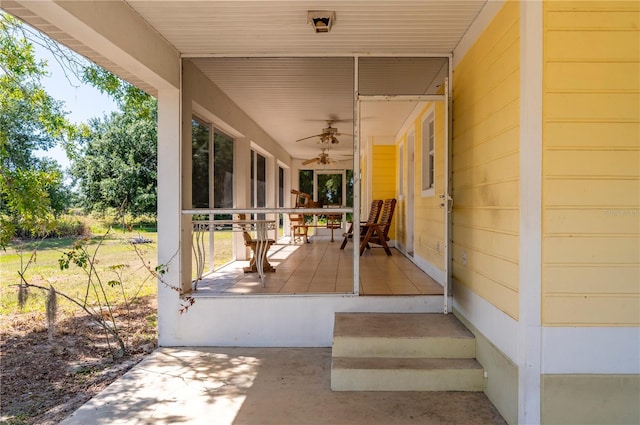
[1,13,158,246]
[59,241,90,270]
[70,97,158,217]
[0,13,75,248]
[46,214,88,238]
[82,66,154,119]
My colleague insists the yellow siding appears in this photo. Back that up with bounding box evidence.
[417,101,446,270]
[371,144,396,238]
[542,1,640,326]
[452,1,521,320]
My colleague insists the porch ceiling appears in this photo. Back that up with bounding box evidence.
[5,0,488,160]
[126,0,484,159]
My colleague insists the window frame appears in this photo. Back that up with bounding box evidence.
[421,109,436,197]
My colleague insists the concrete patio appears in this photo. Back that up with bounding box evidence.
[61,347,507,425]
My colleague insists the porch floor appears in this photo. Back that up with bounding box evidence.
[193,236,444,296]
[60,347,507,425]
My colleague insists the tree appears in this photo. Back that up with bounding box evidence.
[70,97,158,218]
[0,13,76,247]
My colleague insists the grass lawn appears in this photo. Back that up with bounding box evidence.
[192,229,234,277]
[0,229,235,317]
[0,230,160,316]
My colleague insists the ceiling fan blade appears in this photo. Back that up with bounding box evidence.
[334,132,353,137]
[305,116,353,123]
[296,133,324,142]
[301,157,319,165]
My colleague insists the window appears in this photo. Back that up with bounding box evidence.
[278,167,285,208]
[299,170,314,196]
[317,173,343,206]
[421,112,435,196]
[251,150,267,208]
[213,130,234,208]
[192,119,235,209]
[191,118,210,208]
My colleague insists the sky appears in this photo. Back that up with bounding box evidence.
[33,43,118,170]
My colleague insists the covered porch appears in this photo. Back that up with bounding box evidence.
[178,53,453,305]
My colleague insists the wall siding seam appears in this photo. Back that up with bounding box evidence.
[545,263,640,267]
[453,114,520,141]
[453,223,520,237]
[453,206,519,210]
[546,28,640,33]
[544,293,640,298]
[455,280,518,320]
[545,58,640,63]
[453,87,520,120]
[451,242,520,265]
[472,269,519,293]
[452,150,520,172]
[546,5,640,12]
[544,233,640,237]
[544,175,639,180]
[545,90,640,95]
[452,178,520,191]
[454,66,520,105]
[545,146,640,151]
[451,125,520,156]
[544,205,639,210]
[544,118,640,123]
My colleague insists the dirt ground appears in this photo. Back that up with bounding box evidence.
[0,296,157,425]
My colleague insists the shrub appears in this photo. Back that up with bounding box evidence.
[48,215,89,238]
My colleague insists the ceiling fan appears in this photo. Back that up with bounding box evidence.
[301,147,349,166]
[295,120,353,144]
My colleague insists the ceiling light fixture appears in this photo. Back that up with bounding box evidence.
[307,10,335,33]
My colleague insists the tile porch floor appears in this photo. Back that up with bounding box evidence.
[193,237,444,296]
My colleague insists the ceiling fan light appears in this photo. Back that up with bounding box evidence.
[308,11,335,33]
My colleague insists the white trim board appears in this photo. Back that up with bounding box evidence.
[518,2,543,424]
[412,254,446,287]
[452,280,518,363]
[542,327,640,374]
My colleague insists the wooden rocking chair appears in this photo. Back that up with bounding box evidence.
[360,198,397,256]
[339,199,384,250]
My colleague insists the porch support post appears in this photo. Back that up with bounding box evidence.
[519,1,543,423]
[353,56,361,295]
[157,86,183,346]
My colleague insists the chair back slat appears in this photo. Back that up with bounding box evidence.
[365,200,384,224]
[376,199,397,240]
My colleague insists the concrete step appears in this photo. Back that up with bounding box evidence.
[331,357,484,391]
[333,313,476,358]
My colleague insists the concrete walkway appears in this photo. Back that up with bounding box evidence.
[61,347,507,425]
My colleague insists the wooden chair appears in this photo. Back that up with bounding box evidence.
[289,189,314,243]
[238,214,276,273]
[360,198,397,256]
[339,199,383,250]
[289,213,309,243]
[325,212,342,242]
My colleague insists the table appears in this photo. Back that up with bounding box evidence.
[192,219,276,289]
[289,210,344,243]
